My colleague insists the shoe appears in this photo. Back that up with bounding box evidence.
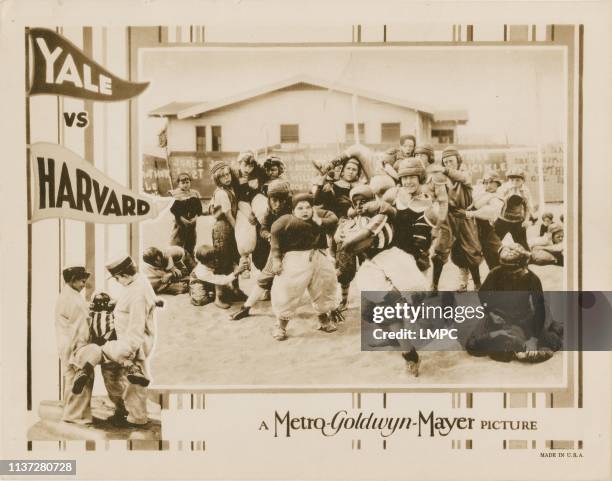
[231,279,248,302]
[405,358,421,377]
[328,309,345,324]
[105,408,128,427]
[71,363,93,395]
[126,364,150,387]
[123,419,152,429]
[110,417,152,429]
[214,285,230,309]
[488,332,526,362]
[402,350,421,377]
[516,348,554,363]
[230,305,251,321]
[317,313,338,333]
[272,319,289,341]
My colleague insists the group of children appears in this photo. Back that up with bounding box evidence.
[156,136,564,373]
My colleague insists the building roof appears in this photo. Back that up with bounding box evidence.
[149,74,468,121]
[433,110,469,124]
[149,101,200,117]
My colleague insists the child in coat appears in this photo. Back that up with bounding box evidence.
[169,172,202,258]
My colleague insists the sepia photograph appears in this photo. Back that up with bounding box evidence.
[137,44,567,387]
[8,14,606,474]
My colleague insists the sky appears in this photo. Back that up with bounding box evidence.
[139,46,565,149]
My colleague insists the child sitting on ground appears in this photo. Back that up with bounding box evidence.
[142,246,190,295]
[539,212,554,237]
[190,245,249,308]
[71,292,152,395]
[530,223,564,267]
[466,243,563,363]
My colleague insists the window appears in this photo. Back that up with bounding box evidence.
[431,129,454,145]
[345,123,365,144]
[280,124,299,144]
[381,123,400,144]
[195,126,206,153]
[211,126,222,152]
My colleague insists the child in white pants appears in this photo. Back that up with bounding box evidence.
[269,193,341,340]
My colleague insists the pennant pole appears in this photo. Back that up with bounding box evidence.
[25,26,33,411]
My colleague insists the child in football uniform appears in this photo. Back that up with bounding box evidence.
[495,167,537,250]
[313,157,362,220]
[334,185,395,310]
[539,212,554,237]
[71,292,151,395]
[530,223,564,267]
[343,158,434,376]
[466,243,562,363]
[230,180,293,320]
[413,145,452,292]
[269,193,341,340]
[440,146,483,291]
[466,173,504,269]
[261,155,286,196]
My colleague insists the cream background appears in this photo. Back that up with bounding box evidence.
[0,1,611,480]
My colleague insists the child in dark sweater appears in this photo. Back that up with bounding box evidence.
[230,180,293,320]
[269,193,341,340]
[169,173,203,258]
[467,243,563,362]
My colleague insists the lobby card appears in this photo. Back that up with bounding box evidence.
[0,1,611,480]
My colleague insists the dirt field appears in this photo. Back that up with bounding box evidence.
[142,205,565,387]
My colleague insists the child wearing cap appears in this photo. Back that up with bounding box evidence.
[539,212,554,237]
[313,157,362,220]
[101,255,158,426]
[383,134,417,172]
[269,193,341,340]
[342,159,432,375]
[169,172,202,258]
[495,167,537,250]
[230,180,293,320]
[333,185,396,310]
[261,155,286,196]
[232,151,266,204]
[467,243,562,363]
[439,146,483,291]
[54,266,94,423]
[530,223,564,267]
[466,173,504,269]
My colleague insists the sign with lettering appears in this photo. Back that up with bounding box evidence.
[30,142,170,224]
[28,28,149,101]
